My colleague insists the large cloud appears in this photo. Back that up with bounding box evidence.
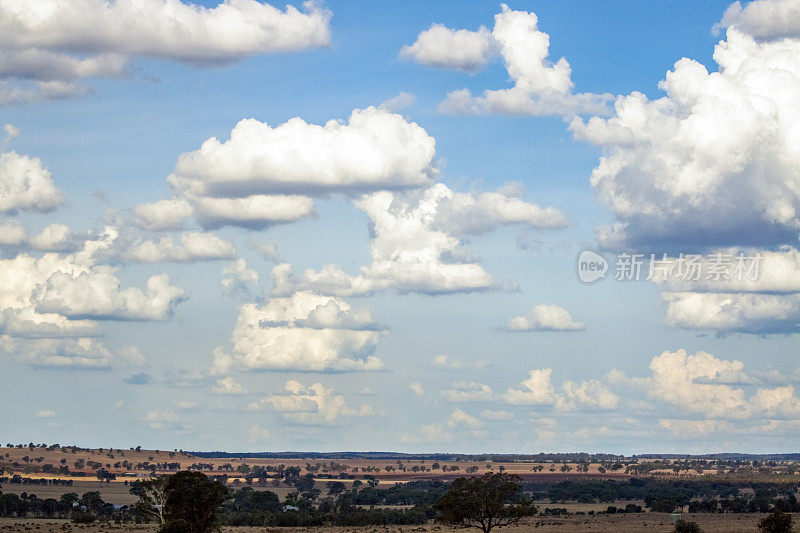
[651,247,800,334]
[434,5,611,117]
[0,150,64,213]
[0,221,83,252]
[36,271,186,321]
[120,232,236,263]
[211,291,384,373]
[613,349,800,419]
[271,183,566,296]
[572,27,800,249]
[503,368,618,411]
[0,336,113,368]
[169,107,435,196]
[663,292,800,334]
[0,227,187,365]
[716,0,800,40]
[0,0,331,103]
[136,107,437,230]
[130,198,194,231]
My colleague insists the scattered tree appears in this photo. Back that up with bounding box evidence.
[435,473,537,533]
[326,481,346,496]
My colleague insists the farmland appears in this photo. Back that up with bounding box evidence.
[0,514,797,532]
[2,444,800,531]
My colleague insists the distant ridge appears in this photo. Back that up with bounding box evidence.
[188,451,800,461]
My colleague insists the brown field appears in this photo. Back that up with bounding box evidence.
[3,445,799,533]
[1,444,624,479]
[5,444,753,485]
[0,513,796,532]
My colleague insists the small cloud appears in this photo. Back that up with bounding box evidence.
[515,230,542,251]
[35,410,55,418]
[474,359,491,371]
[380,92,416,112]
[120,346,147,366]
[401,422,454,444]
[441,381,493,402]
[145,410,184,430]
[409,382,424,396]
[431,354,462,370]
[506,304,585,332]
[481,409,514,421]
[532,417,556,428]
[92,189,109,203]
[4,123,20,143]
[177,401,198,410]
[213,376,246,395]
[448,408,484,429]
[249,425,270,443]
[248,239,279,262]
[125,372,153,385]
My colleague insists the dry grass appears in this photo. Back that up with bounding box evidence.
[0,513,796,532]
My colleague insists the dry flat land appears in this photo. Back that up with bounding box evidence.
[0,514,796,532]
[0,445,620,480]
[0,481,140,505]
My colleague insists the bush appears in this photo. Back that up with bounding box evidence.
[759,510,794,533]
[651,498,679,513]
[71,510,95,523]
[160,518,191,532]
[674,519,702,533]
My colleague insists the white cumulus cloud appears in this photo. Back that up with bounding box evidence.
[441,381,493,402]
[506,304,584,331]
[121,232,236,263]
[716,0,800,40]
[213,291,384,373]
[271,183,565,296]
[613,349,800,420]
[504,368,618,411]
[437,5,611,117]
[572,28,800,249]
[400,24,496,73]
[0,151,64,213]
[252,380,374,425]
[0,0,331,103]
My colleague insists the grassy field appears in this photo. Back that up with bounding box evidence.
[1,445,626,480]
[0,513,795,532]
[5,446,798,486]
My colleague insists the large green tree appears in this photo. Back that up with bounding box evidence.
[130,477,168,525]
[160,471,229,533]
[434,473,537,533]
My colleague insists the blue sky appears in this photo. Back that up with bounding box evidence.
[1,0,799,454]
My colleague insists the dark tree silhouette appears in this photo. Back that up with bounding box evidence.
[759,510,794,533]
[326,481,347,495]
[434,473,537,533]
[674,519,703,533]
[160,471,229,533]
